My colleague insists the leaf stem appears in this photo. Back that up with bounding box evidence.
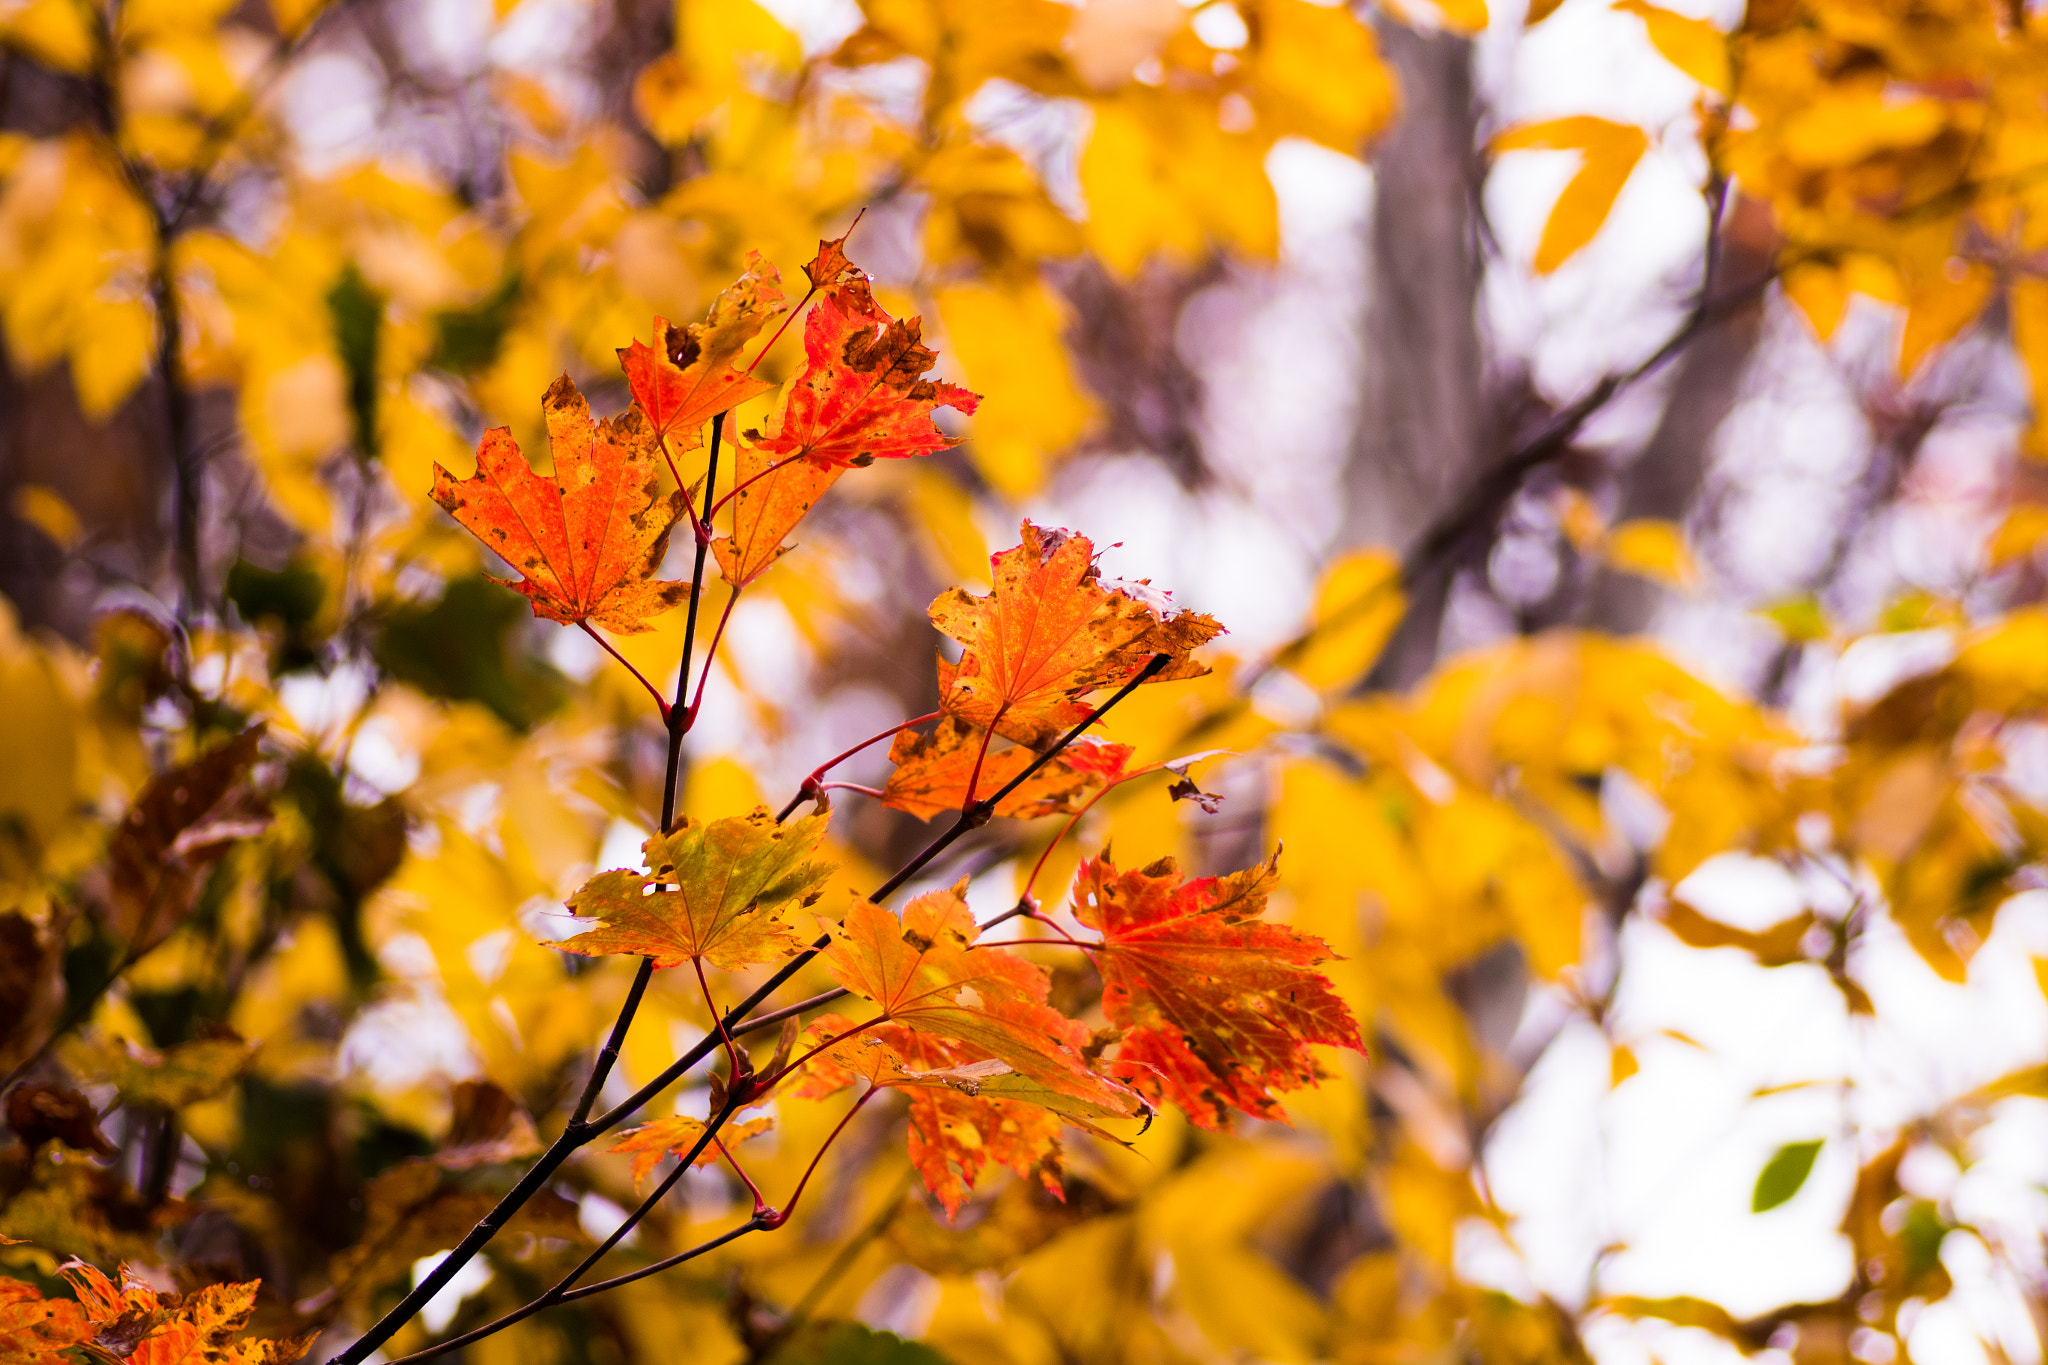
[705,452,806,521]
[713,1129,775,1219]
[775,712,942,821]
[694,955,744,1083]
[742,208,864,377]
[578,623,671,719]
[960,710,1001,811]
[650,429,700,538]
[760,1014,889,1091]
[759,1086,880,1230]
[819,782,884,799]
[687,585,742,724]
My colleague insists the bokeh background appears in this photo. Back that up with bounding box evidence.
[5,0,2048,1363]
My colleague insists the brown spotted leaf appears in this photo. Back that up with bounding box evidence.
[750,264,978,469]
[618,253,785,446]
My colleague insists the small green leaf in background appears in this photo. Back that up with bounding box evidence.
[1752,1140,1823,1212]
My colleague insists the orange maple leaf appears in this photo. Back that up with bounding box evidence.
[605,1115,773,1190]
[431,376,690,633]
[1073,851,1364,1130]
[791,1015,1064,1218]
[929,522,1225,749]
[0,1278,91,1365]
[617,253,786,448]
[881,718,1131,820]
[802,229,859,290]
[557,808,834,971]
[748,270,979,469]
[818,887,1140,1116]
[61,1262,311,1365]
[709,428,844,588]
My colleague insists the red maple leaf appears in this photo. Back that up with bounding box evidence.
[748,270,979,469]
[618,252,785,449]
[431,375,690,633]
[1073,851,1364,1130]
[929,522,1225,749]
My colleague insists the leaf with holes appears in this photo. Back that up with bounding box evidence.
[928,521,1224,750]
[557,808,834,971]
[748,249,978,469]
[618,252,786,448]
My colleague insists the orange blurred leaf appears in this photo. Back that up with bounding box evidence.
[1492,116,1649,272]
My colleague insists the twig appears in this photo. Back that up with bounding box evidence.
[556,1217,765,1301]
[333,419,732,1365]
[579,623,671,719]
[775,712,942,821]
[730,988,849,1039]
[1237,270,1782,698]
[382,1095,742,1365]
[687,585,741,723]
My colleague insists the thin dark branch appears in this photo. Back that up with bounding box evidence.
[730,988,849,1038]
[775,711,942,822]
[557,1217,765,1301]
[383,1096,742,1365]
